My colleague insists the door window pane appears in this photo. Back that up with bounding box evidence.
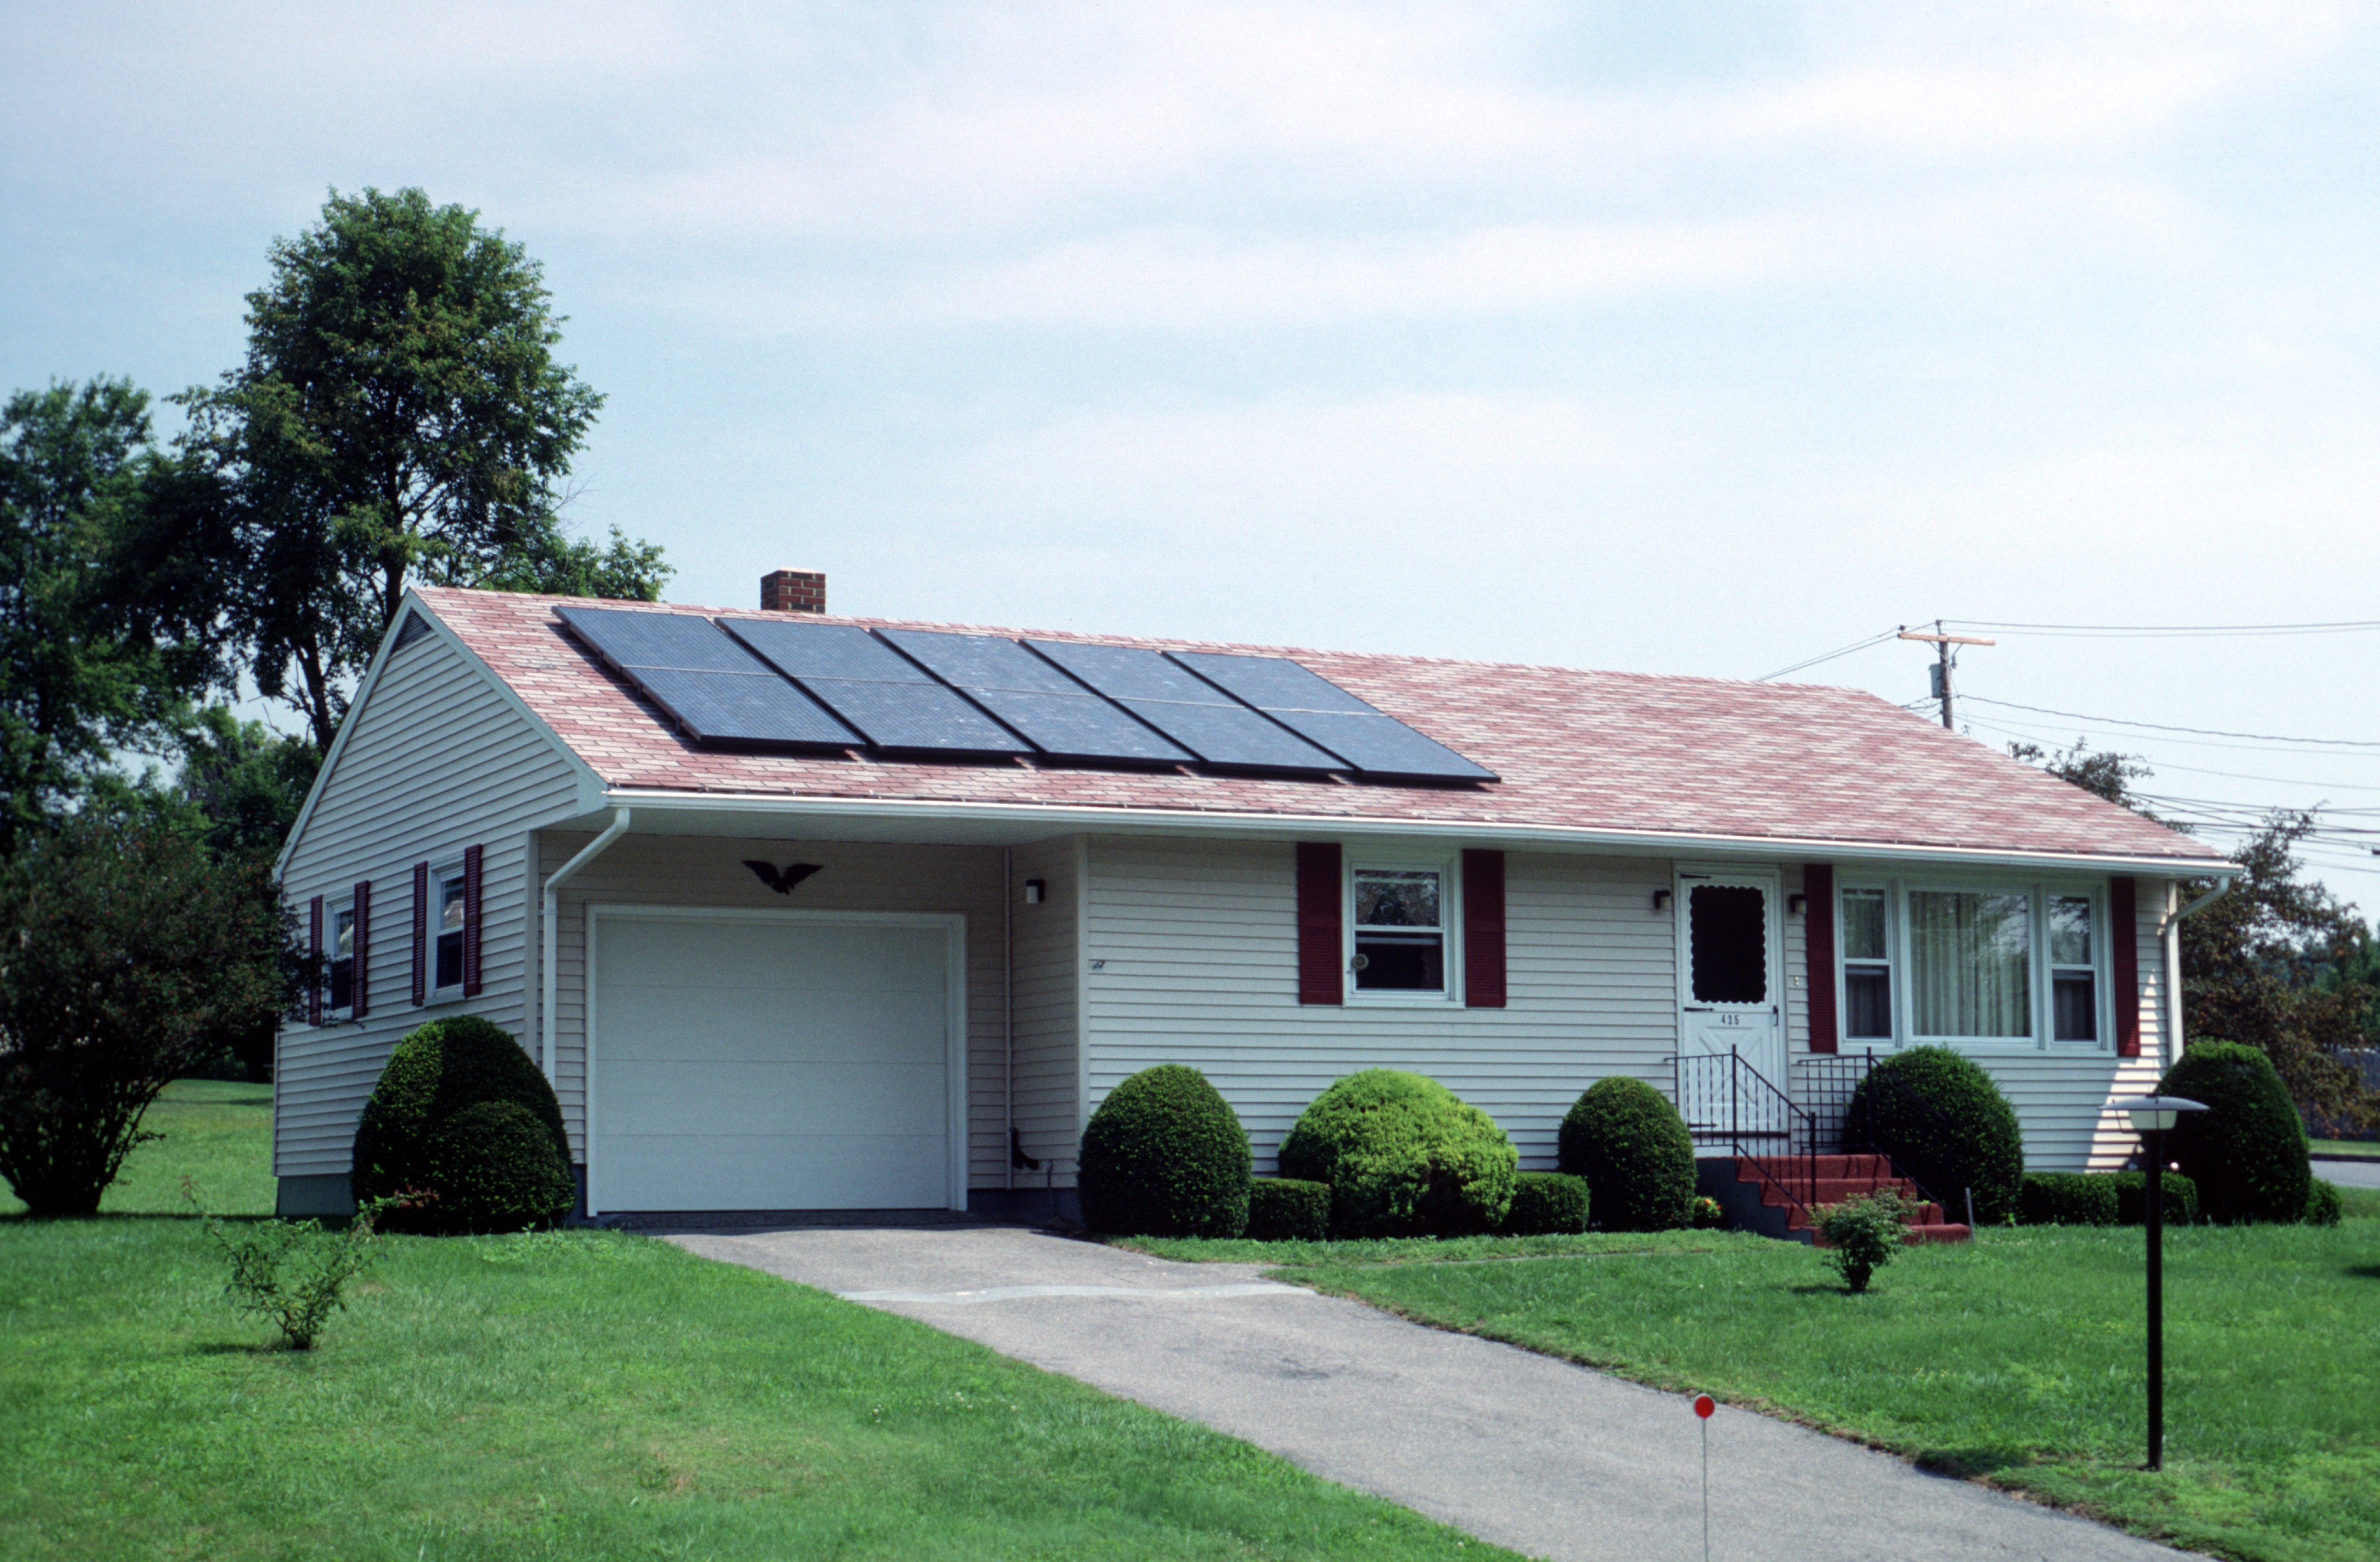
[1353,870,1443,992]
[1909,891,2031,1038]
[1689,884,1767,1005]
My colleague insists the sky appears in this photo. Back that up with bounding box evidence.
[5,2,2376,918]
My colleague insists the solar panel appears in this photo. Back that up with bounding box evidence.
[1026,639,1345,772]
[558,606,862,749]
[878,629,1195,765]
[1166,650,1497,782]
[721,617,1031,757]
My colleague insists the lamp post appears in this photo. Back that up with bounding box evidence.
[2111,1093,2207,1471]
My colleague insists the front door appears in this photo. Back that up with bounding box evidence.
[1676,869,1784,1140]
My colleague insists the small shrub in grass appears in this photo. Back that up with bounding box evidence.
[2113,1170,2200,1227]
[189,1179,399,1349]
[1247,1177,1330,1241]
[2304,1178,2343,1227]
[1499,1172,1589,1235]
[1277,1070,1517,1238]
[1812,1187,1913,1294]
[1078,1065,1251,1238]
[352,1015,574,1234]
[1557,1077,1695,1232]
[1847,1046,2024,1225]
[2159,1041,2312,1225]
[2019,1171,2118,1227]
[1690,1194,1727,1230]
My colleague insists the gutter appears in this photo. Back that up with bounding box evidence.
[540,807,632,1081]
[2156,879,2233,1069]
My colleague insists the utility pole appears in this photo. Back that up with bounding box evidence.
[1897,622,1995,730]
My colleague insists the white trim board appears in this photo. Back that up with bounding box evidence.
[581,904,969,1217]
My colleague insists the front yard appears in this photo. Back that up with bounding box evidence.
[1139,1191,2380,1562]
[0,1084,1508,1562]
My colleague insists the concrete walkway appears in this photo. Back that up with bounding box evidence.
[666,1224,2195,1562]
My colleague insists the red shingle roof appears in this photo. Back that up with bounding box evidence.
[415,586,2226,867]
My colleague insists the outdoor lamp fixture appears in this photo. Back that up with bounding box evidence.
[2111,1093,2208,1471]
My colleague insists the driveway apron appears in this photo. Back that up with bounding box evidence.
[665,1224,2193,1562]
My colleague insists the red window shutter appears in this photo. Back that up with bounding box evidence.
[307,895,324,1026]
[351,881,371,1020]
[1461,849,1506,1008]
[411,862,430,1006]
[1295,842,1343,1006]
[2111,876,2140,1057]
[1803,865,1837,1053]
[462,844,485,998]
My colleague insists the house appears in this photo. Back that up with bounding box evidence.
[272,572,2234,1221]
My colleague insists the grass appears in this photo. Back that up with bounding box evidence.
[1146,1209,2380,1562]
[2310,1138,2380,1159]
[1,1089,1515,1561]
[0,1078,278,1219]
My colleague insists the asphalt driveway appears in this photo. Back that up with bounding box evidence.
[665,1224,2194,1562]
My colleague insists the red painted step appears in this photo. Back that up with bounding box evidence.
[1733,1155,1971,1244]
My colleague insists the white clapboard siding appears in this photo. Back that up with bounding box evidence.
[1082,837,1676,1172]
[275,631,586,1177]
[541,833,1009,1188]
[1007,836,1083,1181]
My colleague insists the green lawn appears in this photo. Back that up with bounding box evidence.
[1145,1203,2380,1562]
[0,1078,279,1219]
[1,1089,1512,1561]
[2311,1138,2380,1159]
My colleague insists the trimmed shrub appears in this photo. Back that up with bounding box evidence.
[1277,1070,1517,1238]
[2113,1170,2200,1227]
[1247,1178,1330,1242]
[1499,1172,1590,1235]
[2158,1042,2312,1225]
[1847,1047,2024,1225]
[1077,1065,1251,1238]
[1557,1077,1695,1232]
[352,1015,574,1234]
[1690,1194,1727,1230]
[2304,1178,2343,1227]
[2019,1171,2119,1227]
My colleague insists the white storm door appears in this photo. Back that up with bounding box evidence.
[1676,871,1784,1139]
[588,910,962,1215]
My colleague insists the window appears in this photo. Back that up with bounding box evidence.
[1351,868,1444,993]
[1909,890,2031,1039]
[435,873,468,990]
[328,909,356,1014]
[2050,895,2097,1042]
[1687,883,1767,1004]
[1840,887,1893,1040]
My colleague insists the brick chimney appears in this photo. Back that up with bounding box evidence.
[760,569,826,613]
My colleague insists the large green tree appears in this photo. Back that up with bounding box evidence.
[180,186,666,752]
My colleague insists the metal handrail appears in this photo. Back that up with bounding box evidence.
[1673,1048,1824,1219]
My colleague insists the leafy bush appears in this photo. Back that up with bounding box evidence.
[2112,1170,2200,1227]
[1277,1070,1517,1238]
[2159,1041,2313,1224]
[1690,1194,1727,1230]
[1247,1178,1330,1242]
[1847,1047,2024,1224]
[2019,1171,2118,1227]
[2304,1178,2343,1227]
[352,1015,574,1234]
[1813,1187,1913,1294]
[0,813,293,1216]
[191,1181,394,1349]
[1556,1076,1695,1232]
[1078,1065,1251,1238]
[1499,1172,1589,1235]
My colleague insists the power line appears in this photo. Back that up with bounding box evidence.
[1947,617,2380,639]
[1755,628,1903,682]
[1959,695,2380,751]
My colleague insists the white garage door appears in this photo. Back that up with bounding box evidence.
[590,912,957,1213]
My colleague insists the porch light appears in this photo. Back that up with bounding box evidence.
[2108,1093,2206,1472]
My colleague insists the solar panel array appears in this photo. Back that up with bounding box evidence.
[558,607,1496,783]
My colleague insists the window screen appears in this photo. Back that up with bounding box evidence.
[1688,884,1767,1005]
[1352,869,1444,992]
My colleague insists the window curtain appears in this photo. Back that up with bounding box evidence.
[1909,892,2030,1037]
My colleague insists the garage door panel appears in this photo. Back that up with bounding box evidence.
[602,1060,946,1137]
[590,914,955,1212]
[600,1133,947,1211]
[596,985,948,1064]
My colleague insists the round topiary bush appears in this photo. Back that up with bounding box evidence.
[1556,1076,1695,1232]
[1277,1070,1517,1238]
[1846,1046,2024,1225]
[1499,1171,1589,1235]
[2158,1041,2310,1224]
[1076,1065,1251,1238]
[352,1015,574,1234]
